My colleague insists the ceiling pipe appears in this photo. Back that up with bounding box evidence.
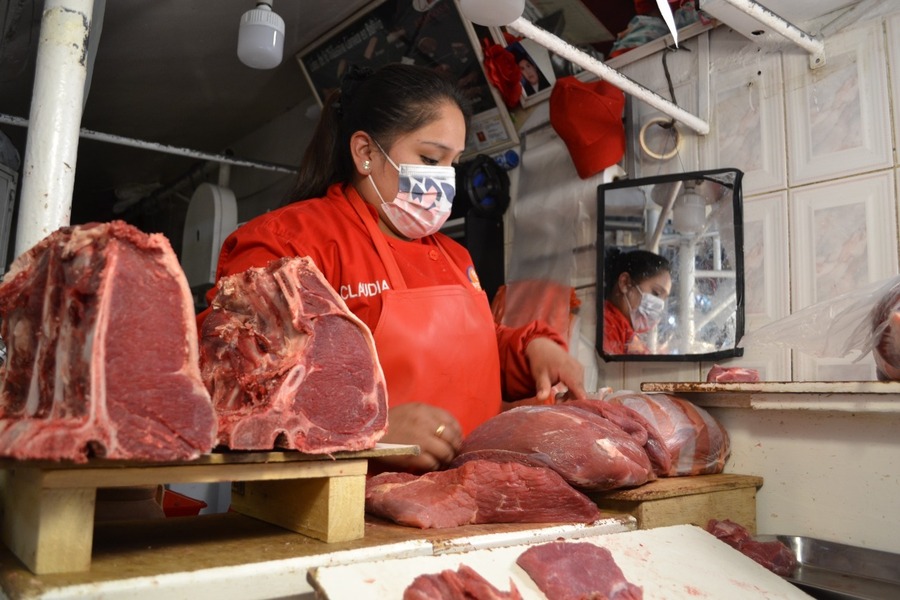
[699,0,826,68]
[0,114,296,176]
[507,17,710,134]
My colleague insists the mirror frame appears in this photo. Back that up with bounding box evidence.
[596,168,746,362]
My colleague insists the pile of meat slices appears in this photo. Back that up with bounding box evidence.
[403,540,642,600]
[0,222,388,462]
[367,390,730,529]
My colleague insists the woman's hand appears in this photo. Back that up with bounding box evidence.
[525,337,587,402]
[373,403,463,473]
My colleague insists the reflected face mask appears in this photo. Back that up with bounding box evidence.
[368,141,456,239]
[629,287,667,333]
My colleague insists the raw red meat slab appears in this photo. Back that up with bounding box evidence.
[458,405,654,490]
[404,564,522,600]
[516,541,643,600]
[706,519,799,577]
[605,391,730,476]
[365,459,601,528]
[200,256,387,452]
[0,221,217,462]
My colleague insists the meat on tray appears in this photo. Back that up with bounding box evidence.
[706,519,799,577]
[0,221,217,462]
[200,256,387,453]
[365,459,601,528]
[706,364,760,383]
[605,391,730,477]
[516,541,643,600]
[404,564,522,600]
[456,405,654,490]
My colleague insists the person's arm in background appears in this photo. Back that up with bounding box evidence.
[497,321,586,406]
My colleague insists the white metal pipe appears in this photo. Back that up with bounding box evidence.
[0,114,296,175]
[648,180,681,253]
[714,0,825,58]
[15,0,94,257]
[508,17,711,135]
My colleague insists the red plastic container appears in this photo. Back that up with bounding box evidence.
[161,488,208,517]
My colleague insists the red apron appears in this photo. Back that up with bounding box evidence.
[348,193,501,435]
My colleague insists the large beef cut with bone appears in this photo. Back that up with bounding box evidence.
[200,256,388,452]
[0,221,217,462]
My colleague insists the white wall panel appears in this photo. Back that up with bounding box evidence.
[705,30,786,194]
[784,20,892,186]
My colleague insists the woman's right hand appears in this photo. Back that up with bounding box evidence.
[373,403,463,474]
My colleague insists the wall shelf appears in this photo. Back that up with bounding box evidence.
[640,381,900,413]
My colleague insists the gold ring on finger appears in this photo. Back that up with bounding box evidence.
[434,424,446,438]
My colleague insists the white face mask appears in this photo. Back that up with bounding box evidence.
[626,286,666,333]
[367,142,456,239]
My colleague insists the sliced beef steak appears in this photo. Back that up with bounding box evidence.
[516,541,643,600]
[0,221,216,462]
[457,405,654,490]
[200,256,387,452]
[365,459,601,528]
[404,564,522,600]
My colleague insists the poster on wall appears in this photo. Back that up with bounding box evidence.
[296,0,518,157]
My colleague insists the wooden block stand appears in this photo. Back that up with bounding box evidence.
[589,474,763,532]
[0,445,415,575]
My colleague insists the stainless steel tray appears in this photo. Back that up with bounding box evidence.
[756,535,900,600]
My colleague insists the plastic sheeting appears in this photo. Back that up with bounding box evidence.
[497,124,624,392]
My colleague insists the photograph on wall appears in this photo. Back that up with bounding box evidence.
[297,0,518,156]
[505,39,557,106]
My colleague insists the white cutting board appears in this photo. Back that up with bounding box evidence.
[309,524,812,599]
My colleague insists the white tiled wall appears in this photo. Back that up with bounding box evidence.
[612,4,900,383]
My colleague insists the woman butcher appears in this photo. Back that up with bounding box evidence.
[603,248,672,355]
[197,63,586,473]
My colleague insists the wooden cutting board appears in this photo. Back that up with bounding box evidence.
[309,524,812,599]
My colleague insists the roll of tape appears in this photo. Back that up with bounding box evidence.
[639,117,683,161]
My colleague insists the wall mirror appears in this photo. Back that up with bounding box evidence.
[597,168,745,361]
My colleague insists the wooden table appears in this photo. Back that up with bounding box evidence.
[0,514,634,599]
[0,444,417,575]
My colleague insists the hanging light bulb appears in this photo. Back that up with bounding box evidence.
[237,0,285,69]
[458,0,525,26]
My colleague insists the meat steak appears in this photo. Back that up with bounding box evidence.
[365,459,601,528]
[404,564,522,600]
[200,256,387,452]
[606,391,730,476]
[706,519,798,577]
[706,364,760,382]
[0,221,216,462]
[516,541,643,600]
[457,405,654,490]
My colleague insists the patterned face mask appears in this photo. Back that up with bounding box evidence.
[368,141,456,239]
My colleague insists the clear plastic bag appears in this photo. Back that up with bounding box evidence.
[738,275,900,379]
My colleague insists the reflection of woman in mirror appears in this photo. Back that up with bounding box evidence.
[603,249,672,354]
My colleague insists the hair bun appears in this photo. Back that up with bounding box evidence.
[340,65,374,103]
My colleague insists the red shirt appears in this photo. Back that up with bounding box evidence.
[603,300,649,355]
[199,183,563,401]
